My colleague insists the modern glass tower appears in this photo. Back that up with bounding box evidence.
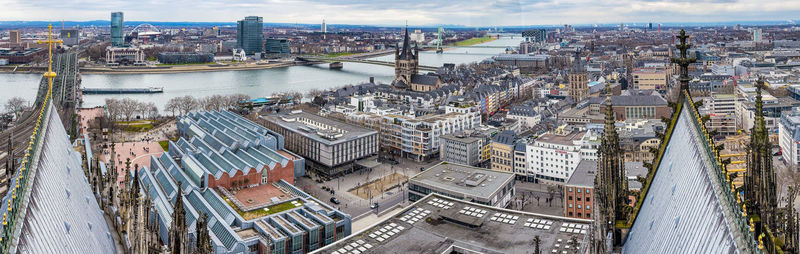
[237,16,264,55]
[111,12,124,47]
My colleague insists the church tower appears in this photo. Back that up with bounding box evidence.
[393,26,419,88]
[568,49,589,102]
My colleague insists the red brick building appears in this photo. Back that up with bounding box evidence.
[564,160,595,219]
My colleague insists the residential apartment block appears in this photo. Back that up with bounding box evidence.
[380,106,481,161]
[490,130,517,173]
[527,128,588,184]
[440,131,488,167]
[780,108,800,165]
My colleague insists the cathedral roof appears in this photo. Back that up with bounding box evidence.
[623,96,755,253]
[410,74,440,86]
[3,104,117,253]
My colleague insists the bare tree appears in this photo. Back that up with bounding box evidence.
[165,97,180,116]
[4,97,28,117]
[119,98,140,122]
[289,91,303,104]
[145,102,159,120]
[225,94,249,109]
[135,100,149,120]
[306,88,324,100]
[177,95,199,115]
[201,94,225,111]
[82,42,110,62]
[105,98,122,121]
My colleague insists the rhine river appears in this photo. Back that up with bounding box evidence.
[0,36,521,110]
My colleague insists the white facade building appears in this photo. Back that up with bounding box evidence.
[780,108,800,165]
[526,129,587,184]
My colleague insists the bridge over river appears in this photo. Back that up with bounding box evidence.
[296,56,440,72]
[0,26,115,253]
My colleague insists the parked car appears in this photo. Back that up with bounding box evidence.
[330,197,340,205]
[370,203,379,209]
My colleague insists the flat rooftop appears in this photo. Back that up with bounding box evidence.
[410,163,514,200]
[235,228,260,241]
[260,111,377,145]
[441,133,482,144]
[313,193,591,254]
[536,131,585,146]
[229,184,294,211]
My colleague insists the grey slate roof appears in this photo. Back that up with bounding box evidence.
[567,160,596,188]
[12,104,117,253]
[588,90,668,107]
[411,74,441,86]
[493,130,517,146]
[623,108,744,253]
[508,103,538,117]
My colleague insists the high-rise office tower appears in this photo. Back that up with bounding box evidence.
[322,19,327,33]
[9,30,20,45]
[111,12,124,47]
[753,28,763,43]
[236,16,264,55]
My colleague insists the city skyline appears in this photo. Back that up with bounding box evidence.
[2,0,799,27]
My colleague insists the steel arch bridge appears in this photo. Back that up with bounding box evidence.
[130,23,161,37]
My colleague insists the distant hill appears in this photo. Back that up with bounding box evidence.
[0,19,796,29]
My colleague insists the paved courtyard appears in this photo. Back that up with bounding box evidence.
[296,158,441,218]
[100,140,164,186]
[512,180,566,217]
[349,173,408,199]
[77,107,104,136]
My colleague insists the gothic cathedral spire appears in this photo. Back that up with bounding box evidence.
[745,77,778,239]
[670,29,696,96]
[170,182,188,254]
[594,82,629,251]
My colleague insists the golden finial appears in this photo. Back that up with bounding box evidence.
[35,24,62,96]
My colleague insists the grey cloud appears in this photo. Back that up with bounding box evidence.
[1,0,798,26]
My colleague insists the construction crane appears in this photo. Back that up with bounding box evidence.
[435,27,444,54]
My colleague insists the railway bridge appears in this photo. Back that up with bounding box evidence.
[0,52,79,196]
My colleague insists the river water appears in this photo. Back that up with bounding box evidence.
[0,36,521,110]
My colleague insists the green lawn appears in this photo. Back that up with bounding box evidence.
[155,62,214,66]
[158,140,169,152]
[123,123,154,132]
[116,120,154,132]
[224,198,303,220]
[450,36,496,47]
[325,52,356,58]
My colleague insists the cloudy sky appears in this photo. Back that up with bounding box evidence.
[1,0,798,26]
